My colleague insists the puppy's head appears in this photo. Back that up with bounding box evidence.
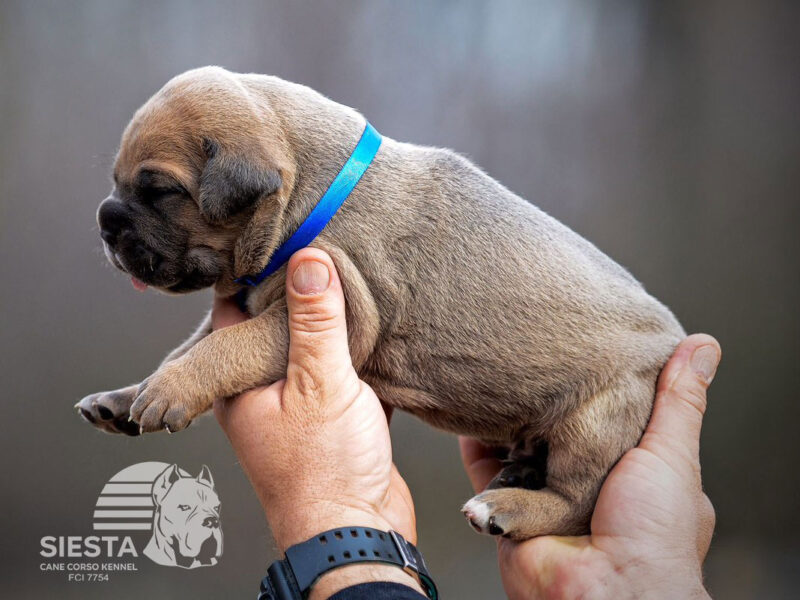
[96,67,293,293]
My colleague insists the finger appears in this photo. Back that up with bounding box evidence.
[211,296,249,330]
[459,436,504,493]
[641,333,721,462]
[284,248,356,403]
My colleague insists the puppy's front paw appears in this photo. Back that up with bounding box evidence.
[76,386,140,436]
[130,363,207,434]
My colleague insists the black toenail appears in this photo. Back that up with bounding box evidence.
[79,408,96,424]
[488,516,504,536]
[97,405,114,420]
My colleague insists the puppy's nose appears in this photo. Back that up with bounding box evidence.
[202,516,219,528]
[97,198,129,246]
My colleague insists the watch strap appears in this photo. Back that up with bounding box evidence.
[258,527,437,600]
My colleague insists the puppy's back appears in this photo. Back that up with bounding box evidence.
[351,141,684,440]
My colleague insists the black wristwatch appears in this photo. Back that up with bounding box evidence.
[257,527,438,600]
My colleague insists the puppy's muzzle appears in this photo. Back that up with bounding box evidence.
[97,197,165,282]
[97,197,130,248]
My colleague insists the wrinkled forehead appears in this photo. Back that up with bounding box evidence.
[114,99,203,187]
[164,479,219,505]
[115,73,257,181]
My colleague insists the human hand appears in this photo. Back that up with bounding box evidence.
[213,248,420,597]
[460,334,721,600]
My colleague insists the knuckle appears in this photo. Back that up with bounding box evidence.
[287,363,359,407]
[289,297,340,333]
[289,303,340,335]
[288,363,325,402]
[673,374,709,417]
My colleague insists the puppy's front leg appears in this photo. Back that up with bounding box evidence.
[77,312,212,435]
[130,300,290,433]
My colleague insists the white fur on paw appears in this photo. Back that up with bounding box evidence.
[462,496,491,533]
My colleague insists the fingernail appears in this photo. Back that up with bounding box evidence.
[292,261,330,295]
[691,345,720,384]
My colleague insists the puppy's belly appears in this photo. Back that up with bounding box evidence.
[365,379,543,445]
[363,322,682,446]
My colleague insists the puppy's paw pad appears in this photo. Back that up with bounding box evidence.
[112,417,141,436]
[76,386,139,435]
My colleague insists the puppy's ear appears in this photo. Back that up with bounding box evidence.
[196,465,215,489]
[198,138,282,223]
[152,464,182,506]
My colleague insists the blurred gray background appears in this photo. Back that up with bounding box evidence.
[1,1,798,598]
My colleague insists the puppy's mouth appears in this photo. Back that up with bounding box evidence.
[103,242,222,294]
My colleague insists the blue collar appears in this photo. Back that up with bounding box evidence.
[235,121,382,287]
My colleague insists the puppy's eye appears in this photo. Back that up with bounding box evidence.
[140,186,187,203]
[178,504,191,511]
[214,505,221,513]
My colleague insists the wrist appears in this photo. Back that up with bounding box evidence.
[260,525,434,600]
[266,501,398,552]
[308,563,424,600]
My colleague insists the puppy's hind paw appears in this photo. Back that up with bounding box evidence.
[462,488,550,541]
[463,494,505,536]
[462,487,590,541]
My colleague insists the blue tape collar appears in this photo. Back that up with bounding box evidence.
[235,121,382,287]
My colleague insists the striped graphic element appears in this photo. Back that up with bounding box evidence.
[92,462,189,532]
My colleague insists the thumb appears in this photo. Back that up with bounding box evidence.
[284,248,356,404]
[641,333,721,463]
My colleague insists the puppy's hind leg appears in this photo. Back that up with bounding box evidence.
[462,371,656,540]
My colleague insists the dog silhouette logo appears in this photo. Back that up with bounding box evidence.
[93,461,223,568]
